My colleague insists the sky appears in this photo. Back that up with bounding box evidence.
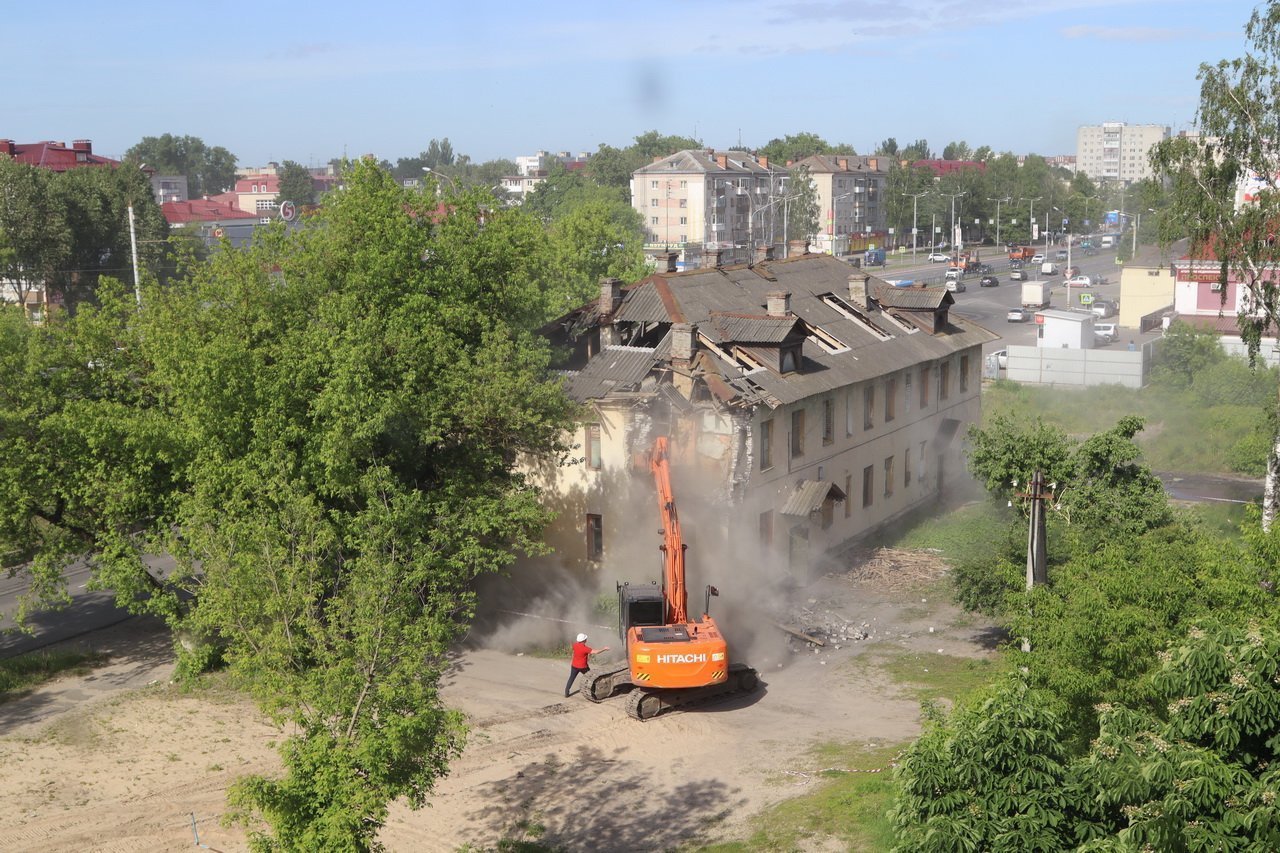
[2,0,1263,169]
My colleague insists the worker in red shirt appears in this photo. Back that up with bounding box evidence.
[565,632,609,697]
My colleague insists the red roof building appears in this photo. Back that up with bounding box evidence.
[0,139,119,171]
[911,159,987,177]
[162,198,257,226]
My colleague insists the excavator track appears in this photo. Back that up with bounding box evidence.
[582,664,633,703]
[624,664,760,721]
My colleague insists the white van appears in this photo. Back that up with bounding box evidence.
[1100,235,1115,248]
[1040,262,1059,276]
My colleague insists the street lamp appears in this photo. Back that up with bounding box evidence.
[987,196,1010,249]
[1134,208,1156,254]
[943,191,966,251]
[905,190,930,260]
[829,191,855,257]
[1022,197,1041,243]
[1044,207,1061,253]
[422,166,457,194]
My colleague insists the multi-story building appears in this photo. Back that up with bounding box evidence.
[1076,122,1170,184]
[791,154,888,256]
[532,249,996,580]
[632,150,788,266]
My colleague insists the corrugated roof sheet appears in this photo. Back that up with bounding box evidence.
[873,284,949,310]
[560,346,658,402]
[780,480,847,517]
[708,312,797,344]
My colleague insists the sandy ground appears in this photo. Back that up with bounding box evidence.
[0,553,997,853]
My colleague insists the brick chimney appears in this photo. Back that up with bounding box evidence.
[759,155,769,169]
[788,239,809,257]
[702,249,723,269]
[72,139,91,153]
[766,291,791,318]
[838,157,848,170]
[0,140,13,156]
[671,322,696,362]
[848,271,870,308]
[715,154,728,169]
[867,157,879,170]
[753,245,774,265]
[599,277,623,315]
[662,251,679,273]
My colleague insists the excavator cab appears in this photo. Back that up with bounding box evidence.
[617,581,665,641]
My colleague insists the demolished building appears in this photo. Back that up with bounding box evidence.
[532,245,998,578]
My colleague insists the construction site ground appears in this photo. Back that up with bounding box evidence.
[0,548,1000,852]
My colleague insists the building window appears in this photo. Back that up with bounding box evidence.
[822,398,834,445]
[884,456,895,498]
[679,199,687,208]
[846,391,855,436]
[919,367,929,408]
[650,180,659,189]
[679,216,687,225]
[960,355,970,392]
[680,234,686,242]
[790,409,804,458]
[759,419,774,470]
[586,514,603,561]
[885,377,896,423]
[904,449,912,488]
[759,510,774,546]
[862,465,874,508]
[919,441,928,482]
[904,373,912,413]
[845,474,852,518]
[940,362,951,400]
[651,216,659,225]
[651,199,659,207]
[863,385,874,430]
[585,424,602,470]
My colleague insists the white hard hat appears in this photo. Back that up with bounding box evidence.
[576,633,588,642]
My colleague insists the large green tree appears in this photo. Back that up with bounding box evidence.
[124,133,237,197]
[274,160,315,206]
[0,159,581,848]
[1151,1,1280,529]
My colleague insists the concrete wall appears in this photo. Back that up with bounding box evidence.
[1004,343,1152,388]
[1118,264,1175,328]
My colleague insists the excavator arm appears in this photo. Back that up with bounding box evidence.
[649,436,688,625]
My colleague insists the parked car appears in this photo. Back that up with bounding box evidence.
[946,278,966,293]
[1031,253,1046,264]
[979,275,999,287]
[1067,274,1093,287]
[993,349,1008,370]
[1010,268,1028,281]
[928,251,949,262]
[1090,300,1117,318]
[945,267,962,280]
[1094,322,1119,344]
[1007,307,1032,322]
[1055,249,1068,261]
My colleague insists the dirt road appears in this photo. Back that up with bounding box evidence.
[0,552,993,852]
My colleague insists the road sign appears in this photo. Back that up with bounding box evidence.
[280,200,297,222]
[1079,292,1095,305]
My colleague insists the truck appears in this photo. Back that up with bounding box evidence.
[1008,246,1036,262]
[584,437,758,720]
[1021,281,1052,309]
[948,250,982,274]
[864,247,886,266]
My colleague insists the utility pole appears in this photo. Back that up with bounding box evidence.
[944,191,967,250]
[988,196,1010,248]
[906,190,930,261]
[1025,197,1041,243]
[1018,469,1049,653]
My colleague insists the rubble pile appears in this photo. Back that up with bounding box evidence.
[838,547,950,591]
[794,605,871,647]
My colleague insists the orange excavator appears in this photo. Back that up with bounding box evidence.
[584,436,758,720]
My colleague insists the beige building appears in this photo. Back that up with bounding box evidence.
[631,150,786,267]
[790,154,888,256]
[532,250,996,581]
[1076,122,1170,184]
[1117,241,1183,330]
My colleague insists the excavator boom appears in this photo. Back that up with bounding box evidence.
[650,436,688,625]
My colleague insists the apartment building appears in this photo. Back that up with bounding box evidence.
[1076,122,1170,184]
[531,250,996,580]
[791,154,888,256]
[631,150,786,267]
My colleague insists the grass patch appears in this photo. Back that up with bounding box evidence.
[876,650,998,702]
[0,648,107,701]
[1175,500,1256,542]
[888,499,1011,567]
[698,742,904,852]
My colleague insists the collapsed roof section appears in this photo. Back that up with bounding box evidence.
[544,252,998,411]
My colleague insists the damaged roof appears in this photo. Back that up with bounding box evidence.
[551,253,998,407]
[560,345,660,400]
